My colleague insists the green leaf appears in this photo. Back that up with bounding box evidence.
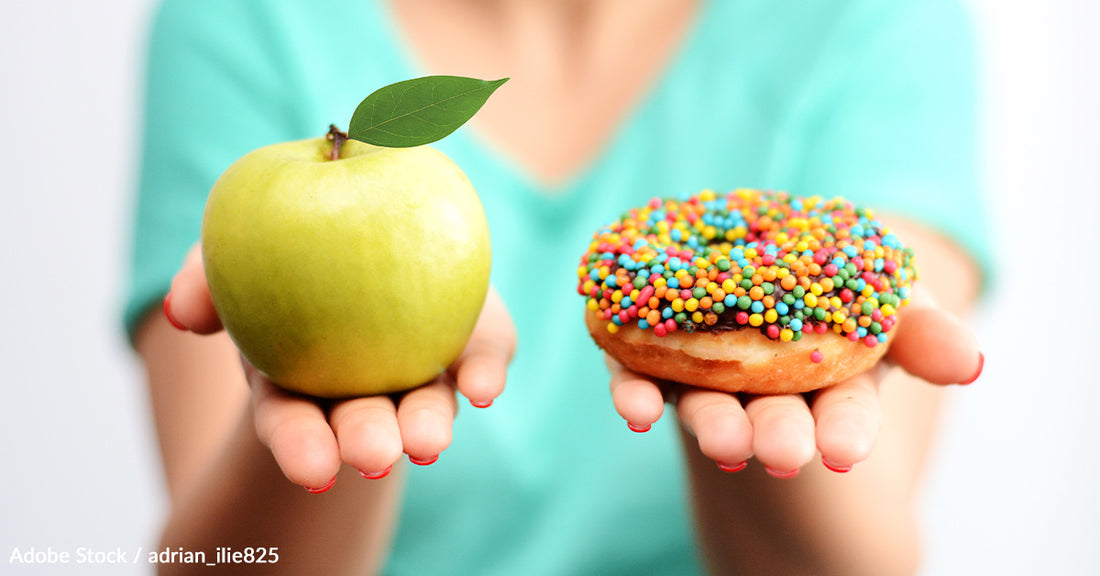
[348,75,508,148]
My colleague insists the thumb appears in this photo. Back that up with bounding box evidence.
[165,244,224,334]
[448,286,516,407]
[887,286,983,385]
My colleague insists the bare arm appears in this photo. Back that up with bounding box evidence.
[136,246,515,575]
[610,218,983,576]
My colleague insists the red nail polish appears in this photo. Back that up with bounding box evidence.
[359,465,393,480]
[959,352,984,385]
[305,476,337,494]
[765,466,800,479]
[409,454,438,466]
[627,422,651,433]
[471,399,493,408]
[822,458,852,473]
[717,461,747,473]
[163,293,187,331]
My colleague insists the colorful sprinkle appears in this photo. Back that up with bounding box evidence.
[576,189,918,349]
[810,349,824,364]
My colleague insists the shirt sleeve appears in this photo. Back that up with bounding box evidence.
[122,0,305,341]
[781,0,992,286]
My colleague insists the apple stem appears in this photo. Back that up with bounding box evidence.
[327,124,349,161]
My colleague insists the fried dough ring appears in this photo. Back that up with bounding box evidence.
[578,190,913,394]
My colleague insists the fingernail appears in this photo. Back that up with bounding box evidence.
[408,454,438,466]
[959,352,984,385]
[717,461,747,473]
[471,399,493,408]
[822,458,852,473]
[765,466,800,479]
[304,476,337,494]
[359,465,393,480]
[163,293,187,331]
[627,422,651,433]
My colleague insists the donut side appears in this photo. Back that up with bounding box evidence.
[586,309,890,395]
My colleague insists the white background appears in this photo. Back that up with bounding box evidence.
[1,1,1096,574]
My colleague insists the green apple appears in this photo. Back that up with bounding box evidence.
[201,136,491,398]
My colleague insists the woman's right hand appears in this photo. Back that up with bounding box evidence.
[164,245,516,492]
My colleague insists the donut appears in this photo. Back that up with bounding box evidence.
[576,189,916,395]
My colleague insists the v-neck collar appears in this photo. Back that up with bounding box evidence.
[367,0,714,203]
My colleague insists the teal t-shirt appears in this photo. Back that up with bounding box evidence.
[125,1,986,574]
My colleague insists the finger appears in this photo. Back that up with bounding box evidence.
[329,395,403,478]
[449,287,516,408]
[607,358,665,433]
[676,389,753,470]
[744,394,817,477]
[250,373,342,491]
[888,287,983,385]
[396,378,458,464]
[166,244,223,334]
[811,371,882,472]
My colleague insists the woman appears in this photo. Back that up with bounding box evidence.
[129,1,985,574]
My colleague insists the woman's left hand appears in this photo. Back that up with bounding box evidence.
[607,286,983,476]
